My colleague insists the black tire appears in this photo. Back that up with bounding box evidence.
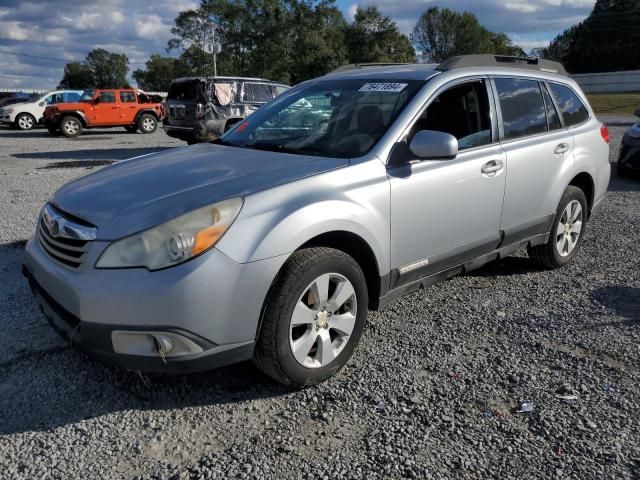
[254,247,368,386]
[15,113,36,130]
[137,114,157,134]
[46,126,60,136]
[528,186,588,269]
[124,125,138,133]
[60,116,83,138]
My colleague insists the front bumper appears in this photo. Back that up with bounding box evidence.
[163,124,194,142]
[23,237,288,373]
[618,132,640,174]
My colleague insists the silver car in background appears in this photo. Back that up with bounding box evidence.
[24,55,610,386]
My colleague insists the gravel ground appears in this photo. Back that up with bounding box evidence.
[0,121,638,480]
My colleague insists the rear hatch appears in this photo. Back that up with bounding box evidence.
[165,79,203,128]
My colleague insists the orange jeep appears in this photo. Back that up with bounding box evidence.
[44,89,164,138]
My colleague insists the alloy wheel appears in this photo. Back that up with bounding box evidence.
[63,120,79,136]
[18,115,34,129]
[555,200,583,257]
[289,273,357,369]
[142,117,155,131]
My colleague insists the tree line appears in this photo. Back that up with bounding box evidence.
[540,0,640,73]
[58,2,523,91]
[58,0,636,91]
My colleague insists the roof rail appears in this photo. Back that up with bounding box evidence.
[328,63,413,74]
[437,55,568,76]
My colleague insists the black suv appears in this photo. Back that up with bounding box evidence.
[163,76,289,144]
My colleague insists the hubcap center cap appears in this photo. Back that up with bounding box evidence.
[317,310,329,328]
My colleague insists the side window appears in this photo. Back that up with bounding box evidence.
[541,83,562,131]
[120,91,137,103]
[98,91,116,103]
[243,83,274,103]
[46,94,63,105]
[408,80,493,151]
[548,83,589,127]
[494,78,547,140]
[63,92,80,103]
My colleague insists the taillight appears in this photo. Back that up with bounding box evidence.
[600,124,610,144]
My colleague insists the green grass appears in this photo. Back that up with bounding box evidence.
[586,93,640,116]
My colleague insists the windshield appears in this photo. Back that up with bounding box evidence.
[220,79,423,158]
[80,89,96,101]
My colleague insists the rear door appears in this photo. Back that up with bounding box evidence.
[493,77,574,242]
[119,91,138,124]
[93,90,119,124]
[166,80,202,128]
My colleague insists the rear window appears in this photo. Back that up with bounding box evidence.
[548,83,589,127]
[494,78,547,140]
[243,83,275,103]
[168,82,199,101]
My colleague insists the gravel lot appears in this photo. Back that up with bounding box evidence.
[0,121,638,480]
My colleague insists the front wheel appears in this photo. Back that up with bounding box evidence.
[60,116,83,138]
[528,186,588,269]
[254,248,368,386]
[16,113,36,130]
[138,114,157,134]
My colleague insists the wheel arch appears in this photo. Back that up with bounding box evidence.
[134,109,159,123]
[568,172,595,217]
[60,111,88,126]
[298,231,383,310]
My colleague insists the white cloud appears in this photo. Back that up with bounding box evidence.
[0,21,30,40]
[134,14,168,40]
[348,3,358,20]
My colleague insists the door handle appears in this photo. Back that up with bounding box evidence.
[481,160,504,176]
[554,143,570,155]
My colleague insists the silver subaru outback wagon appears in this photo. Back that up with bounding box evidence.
[24,55,610,386]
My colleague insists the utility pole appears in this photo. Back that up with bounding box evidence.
[202,20,219,77]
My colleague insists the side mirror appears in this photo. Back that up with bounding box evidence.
[409,130,458,160]
[39,102,45,107]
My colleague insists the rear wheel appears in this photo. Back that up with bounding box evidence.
[138,114,157,134]
[124,125,138,133]
[60,116,83,138]
[528,186,587,269]
[16,113,36,130]
[254,247,368,386]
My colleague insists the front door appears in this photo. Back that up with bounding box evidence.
[92,91,119,124]
[388,78,506,288]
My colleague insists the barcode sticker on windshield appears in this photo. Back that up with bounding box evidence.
[359,83,408,93]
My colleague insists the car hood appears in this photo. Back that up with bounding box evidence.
[51,143,348,240]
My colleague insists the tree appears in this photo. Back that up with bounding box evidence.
[345,6,416,64]
[167,0,356,84]
[133,55,188,91]
[87,48,129,88]
[411,7,522,63]
[543,0,640,73]
[58,62,94,89]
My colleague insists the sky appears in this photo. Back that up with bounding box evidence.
[0,0,596,90]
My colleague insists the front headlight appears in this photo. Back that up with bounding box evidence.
[4,108,13,114]
[628,124,640,139]
[96,197,243,270]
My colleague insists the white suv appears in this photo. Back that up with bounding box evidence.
[0,90,82,130]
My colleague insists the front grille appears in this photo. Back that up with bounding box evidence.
[38,218,89,269]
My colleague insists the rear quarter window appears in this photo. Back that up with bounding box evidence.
[548,83,589,127]
[494,78,547,140]
[243,83,275,103]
